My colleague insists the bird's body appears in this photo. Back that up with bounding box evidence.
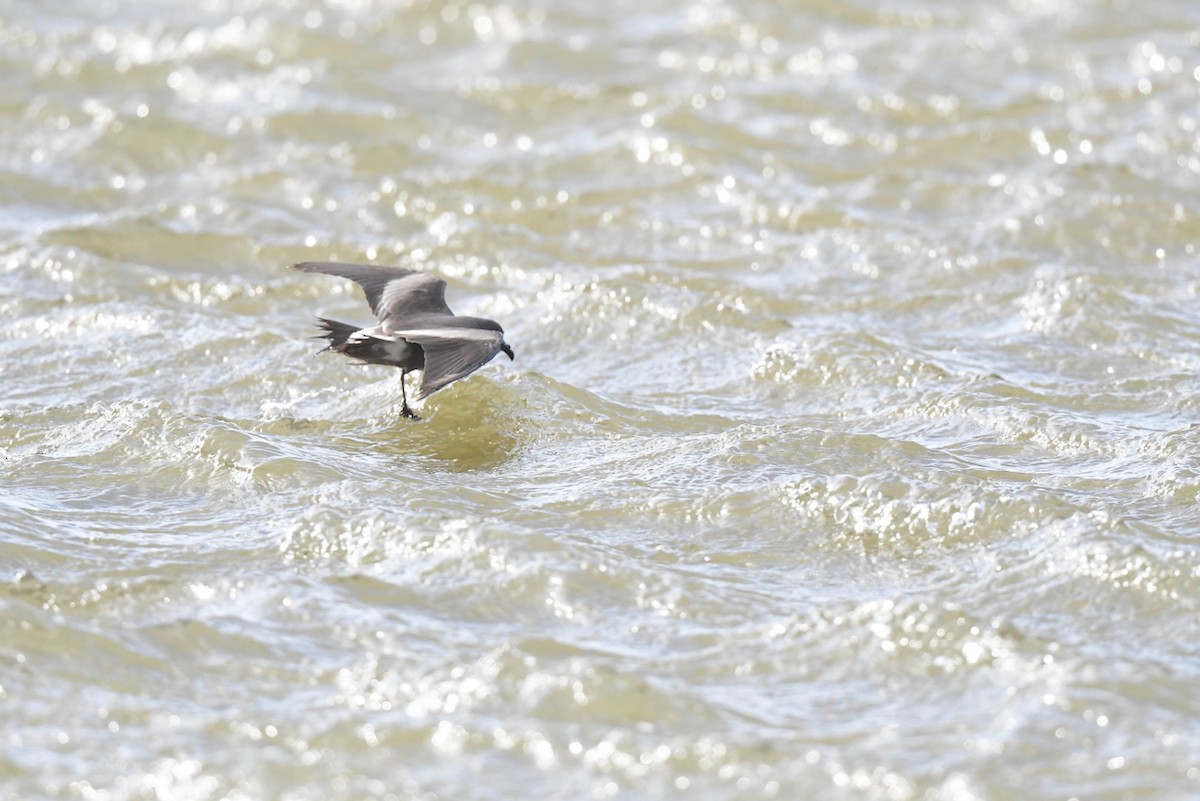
[292,262,514,418]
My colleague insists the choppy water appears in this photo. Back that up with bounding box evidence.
[3,0,1200,798]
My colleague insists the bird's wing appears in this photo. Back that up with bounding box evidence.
[391,327,506,399]
[292,262,452,322]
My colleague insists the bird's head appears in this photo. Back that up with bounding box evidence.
[501,343,515,361]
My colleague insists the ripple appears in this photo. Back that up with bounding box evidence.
[4,1,1200,799]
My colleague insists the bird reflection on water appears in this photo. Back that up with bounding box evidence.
[363,381,524,472]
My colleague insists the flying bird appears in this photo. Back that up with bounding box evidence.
[292,261,514,418]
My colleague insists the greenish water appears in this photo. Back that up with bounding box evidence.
[2,1,1200,799]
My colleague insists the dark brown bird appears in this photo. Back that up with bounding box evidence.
[292,261,514,418]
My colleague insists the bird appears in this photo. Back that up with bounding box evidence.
[292,261,514,419]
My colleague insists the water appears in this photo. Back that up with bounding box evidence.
[3,0,1200,798]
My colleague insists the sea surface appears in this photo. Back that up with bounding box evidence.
[2,0,1200,799]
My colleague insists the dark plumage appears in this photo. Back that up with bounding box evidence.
[292,261,514,418]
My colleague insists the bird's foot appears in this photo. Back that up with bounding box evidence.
[401,405,421,420]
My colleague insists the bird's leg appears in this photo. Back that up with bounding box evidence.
[400,370,420,420]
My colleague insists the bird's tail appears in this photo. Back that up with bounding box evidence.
[313,317,360,352]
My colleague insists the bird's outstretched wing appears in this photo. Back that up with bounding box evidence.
[292,262,452,322]
[391,327,507,399]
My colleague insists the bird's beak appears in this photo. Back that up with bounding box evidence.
[501,343,515,361]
